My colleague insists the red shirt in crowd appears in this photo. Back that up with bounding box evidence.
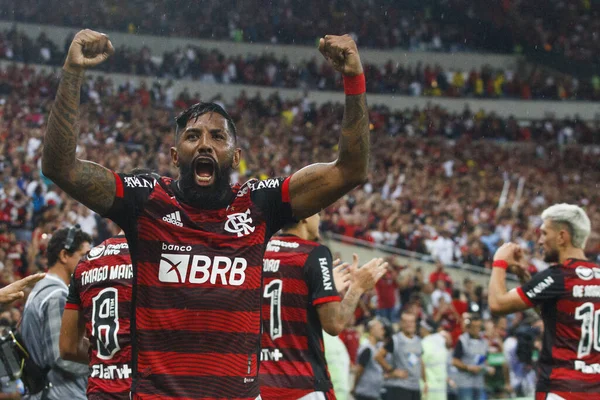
[339,328,361,365]
[430,268,453,290]
[376,272,398,309]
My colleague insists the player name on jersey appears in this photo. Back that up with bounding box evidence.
[81,264,133,286]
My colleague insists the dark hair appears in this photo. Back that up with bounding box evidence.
[46,226,92,266]
[175,102,237,141]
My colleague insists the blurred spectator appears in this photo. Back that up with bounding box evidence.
[353,318,386,400]
[339,316,361,369]
[323,330,351,400]
[429,261,453,288]
[452,315,495,400]
[421,320,452,400]
[375,312,424,400]
[375,269,400,322]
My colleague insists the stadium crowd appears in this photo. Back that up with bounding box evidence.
[467,0,600,65]
[2,28,600,101]
[0,62,598,397]
[4,0,600,67]
[0,0,474,51]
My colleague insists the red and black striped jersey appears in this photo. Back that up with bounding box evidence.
[260,234,341,399]
[104,173,295,400]
[517,259,600,398]
[66,235,133,400]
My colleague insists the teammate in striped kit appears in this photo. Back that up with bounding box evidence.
[488,204,599,400]
[260,214,388,399]
[60,233,133,400]
[43,29,371,399]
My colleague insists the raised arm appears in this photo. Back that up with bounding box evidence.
[288,35,369,219]
[42,29,116,215]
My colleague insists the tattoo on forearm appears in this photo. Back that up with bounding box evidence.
[43,70,115,214]
[44,70,83,172]
[321,286,363,327]
[339,93,369,169]
[338,286,363,322]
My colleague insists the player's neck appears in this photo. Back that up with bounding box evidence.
[47,264,71,285]
[369,335,378,345]
[559,248,587,264]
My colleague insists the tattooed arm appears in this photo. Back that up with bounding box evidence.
[288,35,369,219]
[42,29,115,215]
[319,284,367,336]
[318,257,387,336]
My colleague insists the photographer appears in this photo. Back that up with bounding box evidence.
[503,315,542,397]
[21,227,91,399]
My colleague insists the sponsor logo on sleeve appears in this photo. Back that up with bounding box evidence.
[319,257,333,291]
[253,179,280,190]
[526,276,554,299]
[123,176,156,188]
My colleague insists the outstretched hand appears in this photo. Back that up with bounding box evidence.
[333,253,360,293]
[0,273,45,305]
[351,257,388,292]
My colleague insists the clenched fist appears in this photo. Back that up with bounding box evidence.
[493,242,523,266]
[64,29,115,73]
[318,34,364,77]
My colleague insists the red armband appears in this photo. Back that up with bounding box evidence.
[492,260,509,270]
[343,73,366,95]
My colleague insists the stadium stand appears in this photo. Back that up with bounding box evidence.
[1,26,598,101]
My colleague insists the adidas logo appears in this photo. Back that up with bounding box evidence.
[162,211,183,227]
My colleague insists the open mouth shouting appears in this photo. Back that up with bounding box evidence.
[194,156,217,186]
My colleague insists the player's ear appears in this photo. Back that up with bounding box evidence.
[559,229,570,247]
[232,148,241,169]
[170,147,179,167]
[58,249,70,264]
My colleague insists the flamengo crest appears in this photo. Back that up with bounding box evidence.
[225,209,255,237]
